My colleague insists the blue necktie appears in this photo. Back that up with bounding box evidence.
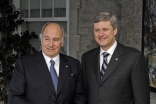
[100,52,109,80]
[50,60,58,93]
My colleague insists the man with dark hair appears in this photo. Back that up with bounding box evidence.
[81,12,150,104]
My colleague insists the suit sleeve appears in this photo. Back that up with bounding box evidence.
[131,52,150,104]
[81,55,88,95]
[8,59,32,104]
[73,60,87,104]
[80,55,89,104]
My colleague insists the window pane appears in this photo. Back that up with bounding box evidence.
[20,0,28,18]
[54,0,66,17]
[21,21,67,54]
[30,0,40,17]
[42,0,53,17]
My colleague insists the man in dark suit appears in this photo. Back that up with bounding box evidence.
[81,12,150,104]
[8,22,86,104]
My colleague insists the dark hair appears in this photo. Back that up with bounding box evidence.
[93,12,118,29]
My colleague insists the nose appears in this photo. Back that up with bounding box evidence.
[49,40,54,46]
[99,30,104,37]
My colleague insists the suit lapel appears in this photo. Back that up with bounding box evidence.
[57,54,70,95]
[101,42,123,83]
[90,47,101,83]
[35,51,56,94]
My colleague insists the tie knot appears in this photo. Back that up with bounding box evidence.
[50,60,55,65]
[103,52,109,58]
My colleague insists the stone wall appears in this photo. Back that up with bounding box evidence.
[69,0,80,58]
[117,0,143,50]
[69,0,156,103]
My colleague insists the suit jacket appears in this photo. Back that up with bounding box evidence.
[8,51,86,104]
[81,42,150,104]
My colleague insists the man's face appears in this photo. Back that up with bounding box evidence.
[94,21,117,51]
[41,23,63,58]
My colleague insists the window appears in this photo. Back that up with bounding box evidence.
[13,0,69,54]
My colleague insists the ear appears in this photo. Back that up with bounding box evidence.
[41,39,43,45]
[114,28,118,36]
[40,34,43,45]
[61,41,64,47]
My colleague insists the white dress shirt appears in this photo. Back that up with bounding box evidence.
[42,52,60,76]
[100,40,117,71]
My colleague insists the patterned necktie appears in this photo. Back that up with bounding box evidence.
[50,60,58,93]
[100,52,109,80]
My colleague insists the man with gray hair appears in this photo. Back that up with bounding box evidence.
[81,12,150,104]
[8,22,86,104]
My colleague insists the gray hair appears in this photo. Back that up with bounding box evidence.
[39,22,65,41]
[93,12,118,29]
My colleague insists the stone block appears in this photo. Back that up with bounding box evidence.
[78,28,89,35]
[69,52,78,59]
[79,23,93,28]
[69,35,80,52]
[70,0,80,9]
[80,35,98,51]
[70,10,78,35]
[80,35,92,51]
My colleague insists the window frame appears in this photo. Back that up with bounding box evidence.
[13,0,69,55]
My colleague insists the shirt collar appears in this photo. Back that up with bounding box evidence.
[42,52,59,67]
[100,40,117,56]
